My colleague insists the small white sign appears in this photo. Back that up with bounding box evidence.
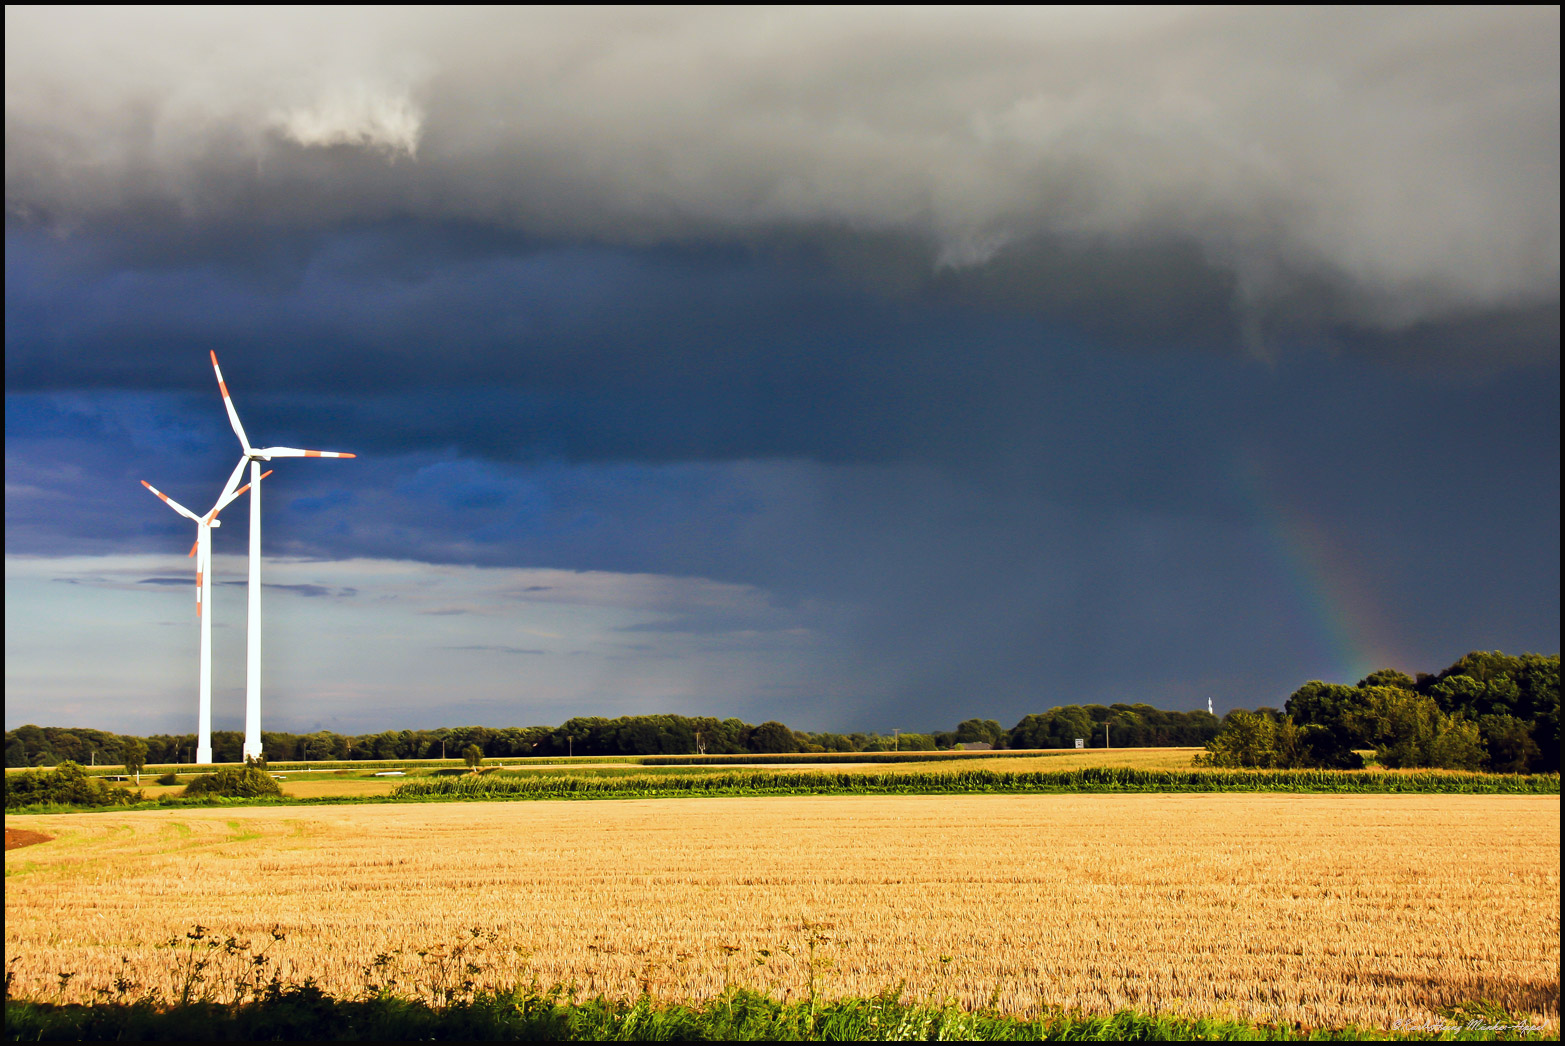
[1074,738,1084,749]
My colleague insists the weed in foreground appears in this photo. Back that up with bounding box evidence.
[5,988,1556,1040]
[9,925,1553,1040]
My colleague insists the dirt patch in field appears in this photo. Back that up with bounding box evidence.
[5,828,54,850]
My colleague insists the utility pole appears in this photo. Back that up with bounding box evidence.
[892,729,900,752]
[1105,718,1111,749]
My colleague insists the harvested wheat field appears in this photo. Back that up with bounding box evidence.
[5,794,1559,1031]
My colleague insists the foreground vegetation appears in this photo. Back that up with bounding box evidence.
[7,987,1550,1040]
[7,796,1557,1033]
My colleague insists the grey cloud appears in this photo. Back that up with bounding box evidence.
[214,580,353,598]
[443,644,547,655]
[616,611,811,637]
[5,8,1557,336]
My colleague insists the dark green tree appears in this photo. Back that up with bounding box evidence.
[1198,711,1305,768]
[954,719,1005,747]
[1284,681,1368,768]
[1008,707,1093,749]
[1358,668,1416,690]
[1357,687,1484,770]
[749,721,799,753]
[121,738,148,784]
[1477,714,1542,773]
[1426,718,1486,771]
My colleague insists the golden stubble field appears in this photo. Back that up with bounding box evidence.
[5,794,1559,1031]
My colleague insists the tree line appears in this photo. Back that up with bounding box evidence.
[6,651,1553,770]
[1201,651,1558,773]
[6,706,1219,767]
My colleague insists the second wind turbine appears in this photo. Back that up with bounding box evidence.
[210,351,356,761]
[141,463,264,765]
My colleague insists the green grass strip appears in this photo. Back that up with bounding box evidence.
[6,767,1555,815]
[388,767,1560,801]
[640,750,1051,765]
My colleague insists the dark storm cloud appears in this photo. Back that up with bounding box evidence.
[6,8,1558,340]
[9,227,1556,491]
[4,9,1559,730]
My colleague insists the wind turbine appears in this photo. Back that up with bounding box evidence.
[141,461,267,764]
[210,351,356,761]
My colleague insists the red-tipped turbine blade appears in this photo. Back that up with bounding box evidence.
[142,480,201,522]
[210,351,253,454]
[259,447,355,458]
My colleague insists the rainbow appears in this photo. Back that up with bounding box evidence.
[1235,456,1405,685]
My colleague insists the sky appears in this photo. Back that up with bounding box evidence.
[5,7,1559,736]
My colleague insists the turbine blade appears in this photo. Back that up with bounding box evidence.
[141,480,201,522]
[213,456,249,510]
[189,539,199,558]
[210,351,253,455]
[213,470,269,516]
[258,447,356,458]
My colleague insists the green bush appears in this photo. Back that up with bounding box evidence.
[183,766,284,799]
[3,761,142,810]
[1197,711,1329,768]
[156,771,180,785]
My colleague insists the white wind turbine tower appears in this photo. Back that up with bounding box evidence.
[210,351,356,761]
[141,462,267,765]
